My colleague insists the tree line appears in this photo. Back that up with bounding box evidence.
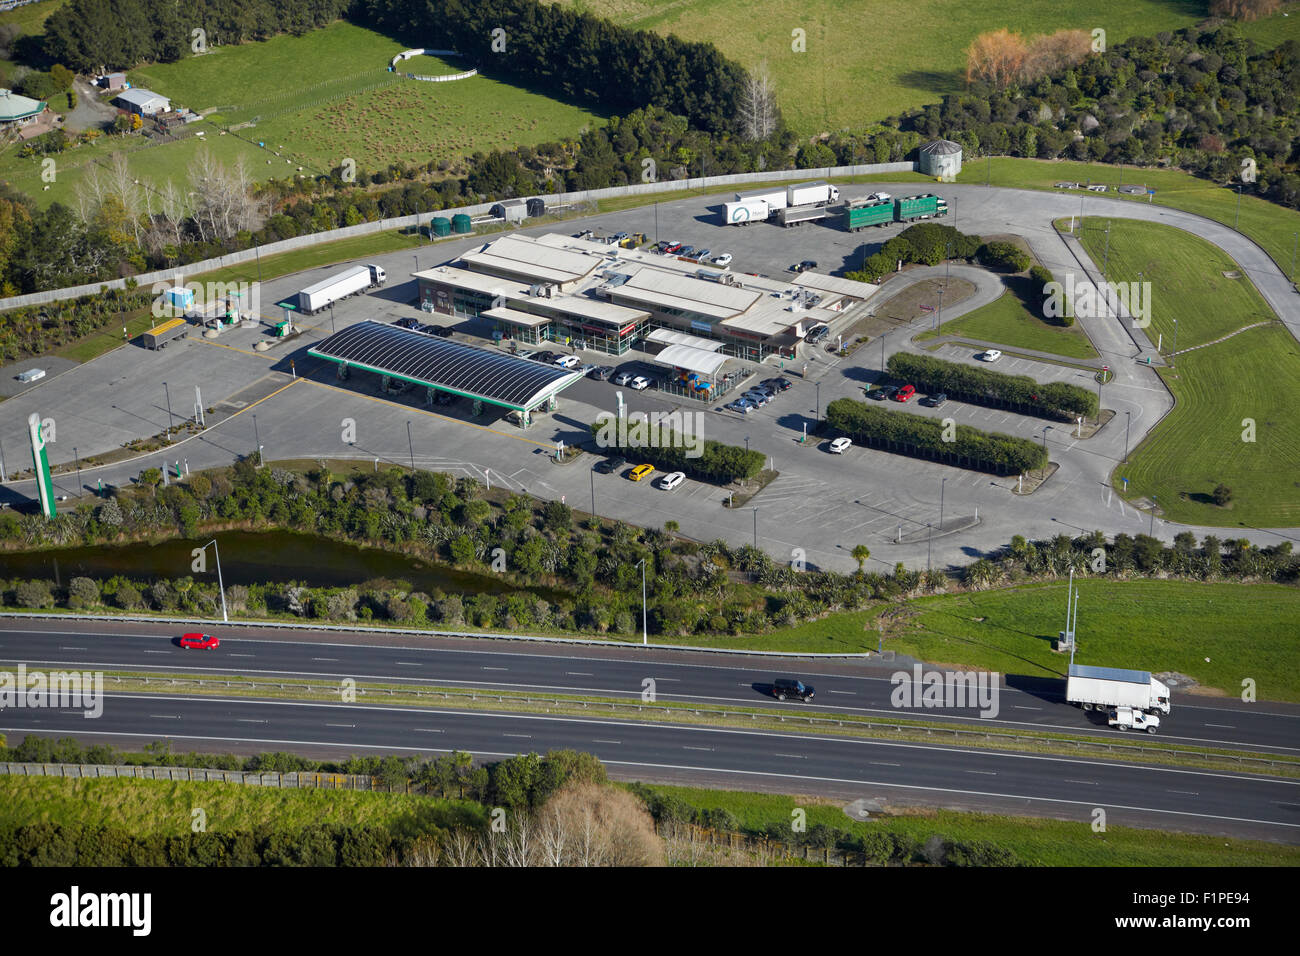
[587,416,765,484]
[825,397,1048,476]
[886,352,1098,421]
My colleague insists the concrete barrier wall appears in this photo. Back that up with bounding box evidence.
[0,161,918,312]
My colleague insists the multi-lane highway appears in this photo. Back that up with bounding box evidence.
[3,620,1299,757]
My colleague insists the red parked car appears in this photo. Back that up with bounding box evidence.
[893,384,916,402]
[179,633,220,650]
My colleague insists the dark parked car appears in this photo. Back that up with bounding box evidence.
[920,392,948,408]
[805,324,830,344]
[869,385,898,401]
[394,317,421,330]
[534,351,558,363]
[588,365,614,381]
[772,678,815,702]
[762,377,793,392]
[434,391,455,406]
[790,260,818,273]
[433,326,454,338]
[594,456,626,475]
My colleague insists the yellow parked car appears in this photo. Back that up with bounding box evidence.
[628,464,654,481]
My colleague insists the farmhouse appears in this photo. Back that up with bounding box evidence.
[114,88,170,116]
[414,232,879,361]
[0,88,48,134]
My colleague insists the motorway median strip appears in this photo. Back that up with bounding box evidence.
[33,665,1300,778]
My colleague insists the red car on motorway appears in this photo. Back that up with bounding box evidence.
[893,384,916,402]
[179,633,220,650]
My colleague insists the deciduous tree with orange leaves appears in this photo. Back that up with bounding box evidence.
[967,27,1094,87]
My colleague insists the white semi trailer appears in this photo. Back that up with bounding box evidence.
[723,198,772,225]
[1067,664,1171,715]
[296,263,386,314]
[786,180,840,206]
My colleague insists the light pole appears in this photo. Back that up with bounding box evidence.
[590,467,596,516]
[815,381,821,423]
[744,435,750,453]
[1102,221,1111,278]
[1291,231,1298,282]
[1171,318,1179,366]
[752,508,758,549]
[414,254,419,275]
[252,234,262,284]
[939,477,947,531]
[163,381,174,443]
[1041,425,1051,478]
[1124,410,1131,463]
[406,420,415,471]
[936,286,944,332]
[880,330,888,372]
[73,447,81,494]
[1150,496,1157,537]
[1234,185,1241,230]
[329,301,335,333]
[252,414,261,465]
[198,539,229,622]
[926,523,932,572]
[635,558,647,645]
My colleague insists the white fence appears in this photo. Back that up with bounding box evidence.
[0,161,918,312]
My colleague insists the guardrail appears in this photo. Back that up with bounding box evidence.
[88,673,1296,770]
[0,761,374,789]
[0,611,872,659]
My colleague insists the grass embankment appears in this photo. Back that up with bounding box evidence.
[917,288,1099,359]
[633,784,1300,865]
[1070,218,1300,529]
[0,775,485,837]
[886,579,1300,701]
[545,0,1300,133]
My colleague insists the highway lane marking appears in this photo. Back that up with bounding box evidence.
[1204,723,1235,729]
[655,678,680,682]
[482,667,508,671]
[566,672,593,676]
[8,720,1296,831]
[870,761,900,767]
[150,715,180,719]
[228,654,255,658]
[1064,779,1097,786]
[142,650,170,654]
[828,690,856,695]
[237,719,267,724]
[503,733,532,738]
[966,770,997,776]
[1014,705,1042,710]
[592,739,621,745]
[1167,790,1199,796]
[60,646,87,650]
[312,657,339,662]
[774,753,806,759]
[682,746,714,751]
[395,662,421,666]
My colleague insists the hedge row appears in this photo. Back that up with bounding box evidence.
[887,352,1098,421]
[825,398,1048,475]
[589,416,765,483]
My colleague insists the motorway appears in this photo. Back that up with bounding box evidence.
[2,685,1297,842]
[3,619,1298,755]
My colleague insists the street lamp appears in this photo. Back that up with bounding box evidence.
[1291,231,1298,282]
[1150,496,1157,537]
[329,300,335,333]
[936,286,944,332]
[1171,318,1179,366]
[635,558,647,645]
[939,477,947,531]
[1102,221,1111,278]
[752,507,758,549]
[73,447,81,494]
[926,523,933,572]
[1124,410,1131,464]
[815,381,821,423]
[880,330,888,373]
[163,381,174,443]
[414,254,419,274]
[406,420,415,471]
[745,435,750,453]
[590,467,596,516]
[1041,425,1051,478]
[1234,185,1242,230]
[197,539,229,622]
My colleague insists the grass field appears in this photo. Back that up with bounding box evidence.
[917,287,1099,359]
[0,20,603,211]
[0,775,486,837]
[0,0,65,33]
[546,0,1300,133]
[1070,218,1300,528]
[634,783,1300,864]
[885,579,1300,701]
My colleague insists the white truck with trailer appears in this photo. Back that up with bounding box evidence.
[296,263,386,314]
[1107,706,1160,734]
[776,205,828,227]
[1067,663,1171,716]
[786,180,840,207]
[723,198,772,225]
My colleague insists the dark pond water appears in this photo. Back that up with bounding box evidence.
[0,530,567,600]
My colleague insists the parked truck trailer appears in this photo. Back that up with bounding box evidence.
[776,205,828,228]
[895,193,948,222]
[140,317,189,350]
[723,198,772,225]
[1066,663,1171,715]
[786,181,840,207]
[296,263,386,314]
[841,199,895,231]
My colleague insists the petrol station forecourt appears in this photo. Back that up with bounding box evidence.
[2,181,1297,577]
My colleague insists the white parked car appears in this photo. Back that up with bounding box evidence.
[980,349,1003,362]
[829,437,852,454]
[553,355,581,369]
[612,371,635,386]
[629,376,652,390]
[659,471,686,491]
[712,253,733,266]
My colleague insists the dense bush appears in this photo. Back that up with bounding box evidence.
[826,398,1048,475]
[977,241,1031,273]
[887,352,1098,420]
[589,416,765,483]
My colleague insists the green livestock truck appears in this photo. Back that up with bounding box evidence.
[895,193,948,222]
[842,199,895,231]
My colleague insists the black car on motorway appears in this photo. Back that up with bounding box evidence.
[772,678,815,702]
